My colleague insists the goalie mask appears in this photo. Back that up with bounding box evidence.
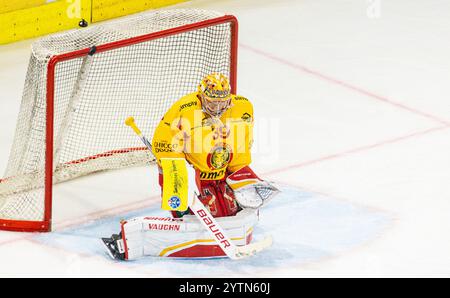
[198,73,232,117]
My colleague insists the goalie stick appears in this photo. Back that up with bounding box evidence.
[125,117,272,259]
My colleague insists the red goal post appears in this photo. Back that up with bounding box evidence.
[0,9,238,232]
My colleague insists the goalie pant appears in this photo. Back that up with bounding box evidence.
[119,208,258,260]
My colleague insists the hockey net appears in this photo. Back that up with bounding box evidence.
[0,9,238,232]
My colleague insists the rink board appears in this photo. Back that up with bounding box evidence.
[0,0,187,44]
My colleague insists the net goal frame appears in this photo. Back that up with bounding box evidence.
[0,10,238,232]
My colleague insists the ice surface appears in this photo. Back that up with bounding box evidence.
[1,0,450,277]
[33,185,390,277]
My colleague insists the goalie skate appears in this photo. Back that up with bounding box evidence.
[101,234,125,260]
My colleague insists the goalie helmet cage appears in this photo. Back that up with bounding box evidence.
[0,9,238,232]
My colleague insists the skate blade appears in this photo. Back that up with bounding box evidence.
[101,238,116,260]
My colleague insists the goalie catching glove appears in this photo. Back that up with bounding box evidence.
[226,166,280,209]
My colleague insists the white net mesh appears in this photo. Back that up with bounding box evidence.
[0,9,234,226]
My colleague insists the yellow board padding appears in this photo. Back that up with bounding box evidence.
[92,0,186,22]
[152,0,187,9]
[0,0,47,14]
[0,0,91,45]
[0,0,187,45]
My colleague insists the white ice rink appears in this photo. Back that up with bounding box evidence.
[1,0,450,277]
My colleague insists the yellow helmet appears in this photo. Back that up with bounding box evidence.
[198,73,232,117]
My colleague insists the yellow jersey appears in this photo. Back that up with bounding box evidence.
[152,92,254,180]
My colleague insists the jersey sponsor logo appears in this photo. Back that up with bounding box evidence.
[234,96,249,101]
[241,113,252,123]
[179,101,197,111]
[199,169,226,180]
[207,144,233,170]
[154,141,179,153]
